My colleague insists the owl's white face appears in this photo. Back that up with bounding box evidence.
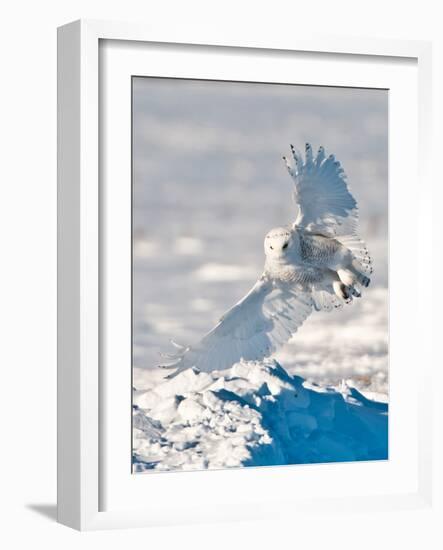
[264,227,298,262]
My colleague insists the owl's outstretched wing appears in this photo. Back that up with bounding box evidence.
[283,143,358,238]
[283,143,373,276]
[159,277,313,378]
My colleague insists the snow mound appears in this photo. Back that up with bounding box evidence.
[133,361,388,472]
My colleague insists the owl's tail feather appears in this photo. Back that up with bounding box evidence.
[312,270,364,311]
[338,234,373,277]
[311,283,344,312]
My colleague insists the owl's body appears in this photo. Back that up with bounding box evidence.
[299,229,343,267]
[263,225,370,306]
[159,143,373,377]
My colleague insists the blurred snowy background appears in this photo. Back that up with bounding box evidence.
[132,77,388,398]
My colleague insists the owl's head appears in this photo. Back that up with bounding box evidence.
[264,227,299,260]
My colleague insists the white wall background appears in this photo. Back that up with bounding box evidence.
[0,1,441,548]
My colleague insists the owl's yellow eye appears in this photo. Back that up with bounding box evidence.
[270,245,274,250]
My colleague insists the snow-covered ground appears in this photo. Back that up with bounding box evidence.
[276,287,388,396]
[133,361,388,472]
[132,78,388,470]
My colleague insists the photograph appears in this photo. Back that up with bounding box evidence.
[131,77,389,473]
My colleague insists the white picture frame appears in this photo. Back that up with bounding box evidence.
[57,19,433,531]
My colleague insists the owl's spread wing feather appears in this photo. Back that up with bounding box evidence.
[158,144,371,379]
[283,143,358,238]
[160,277,313,378]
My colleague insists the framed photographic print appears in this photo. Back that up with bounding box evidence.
[57,20,433,530]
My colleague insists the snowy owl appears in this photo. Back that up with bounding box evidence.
[160,143,373,378]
